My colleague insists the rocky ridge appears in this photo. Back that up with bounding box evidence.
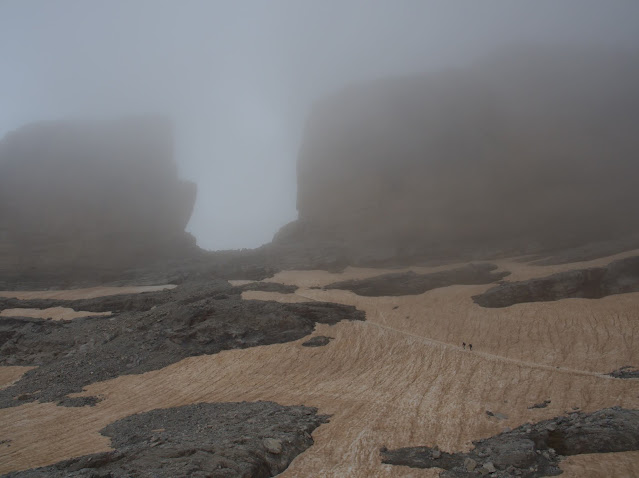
[473,256,639,308]
[325,263,508,296]
[0,280,364,408]
[4,401,328,478]
[381,407,639,477]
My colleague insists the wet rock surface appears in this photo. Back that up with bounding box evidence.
[473,256,639,308]
[325,263,509,297]
[0,280,364,408]
[4,401,329,477]
[381,407,639,477]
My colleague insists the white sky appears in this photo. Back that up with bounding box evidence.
[1,0,638,250]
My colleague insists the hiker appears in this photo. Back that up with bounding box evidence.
[462,342,466,349]
[469,343,473,351]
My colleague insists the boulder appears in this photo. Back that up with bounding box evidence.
[263,437,283,454]
[463,457,477,471]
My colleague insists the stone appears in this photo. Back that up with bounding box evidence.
[464,457,477,471]
[431,448,441,459]
[263,438,283,454]
[301,336,333,347]
[483,462,496,473]
[528,399,551,409]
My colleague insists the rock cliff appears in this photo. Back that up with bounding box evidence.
[276,47,639,264]
[0,117,198,277]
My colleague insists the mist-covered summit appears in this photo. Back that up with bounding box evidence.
[0,117,197,277]
[276,46,639,262]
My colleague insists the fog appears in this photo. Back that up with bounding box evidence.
[1,1,639,250]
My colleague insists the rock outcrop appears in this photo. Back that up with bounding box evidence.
[473,256,639,308]
[0,117,198,278]
[609,366,639,379]
[381,407,639,477]
[7,401,328,477]
[275,47,639,264]
[325,263,508,296]
[0,280,365,408]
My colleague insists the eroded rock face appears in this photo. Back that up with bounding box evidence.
[0,117,198,276]
[276,47,639,264]
[0,280,365,408]
[6,401,329,477]
[473,256,639,308]
[325,263,508,296]
[381,407,639,477]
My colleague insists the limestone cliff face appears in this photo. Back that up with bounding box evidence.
[0,117,197,272]
[279,47,639,262]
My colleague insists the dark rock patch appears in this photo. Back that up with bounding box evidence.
[530,235,639,266]
[236,282,298,294]
[609,366,639,379]
[381,407,639,477]
[0,280,364,408]
[473,256,639,308]
[324,263,509,297]
[57,396,102,408]
[485,410,508,420]
[4,401,328,477]
[0,281,296,318]
[528,400,551,409]
[301,336,333,347]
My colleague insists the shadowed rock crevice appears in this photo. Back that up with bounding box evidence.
[325,263,509,297]
[473,256,639,308]
[0,281,364,408]
[4,401,329,477]
[381,407,639,477]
